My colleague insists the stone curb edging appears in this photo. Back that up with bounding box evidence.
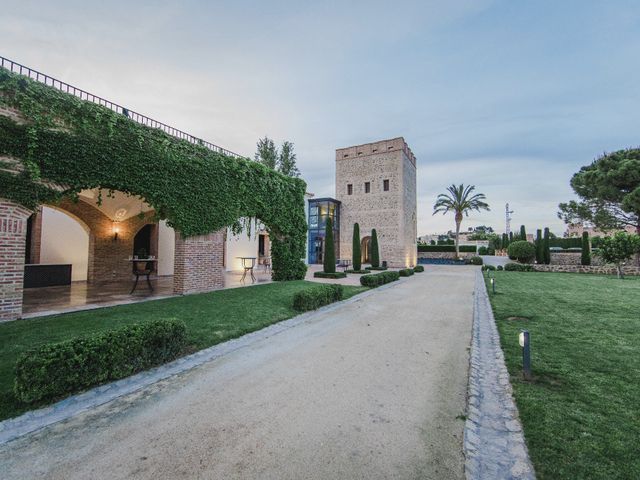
[0,279,406,445]
[464,270,536,479]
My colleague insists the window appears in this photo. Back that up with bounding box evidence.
[365,182,371,193]
[383,179,389,191]
[347,184,353,195]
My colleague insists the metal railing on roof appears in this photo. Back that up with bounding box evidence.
[0,55,243,159]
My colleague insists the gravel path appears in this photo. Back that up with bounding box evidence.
[0,266,476,480]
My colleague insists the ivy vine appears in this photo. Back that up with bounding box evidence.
[0,69,307,280]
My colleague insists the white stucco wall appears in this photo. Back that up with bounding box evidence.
[225,219,263,271]
[157,220,175,276]
[40,206,89,281]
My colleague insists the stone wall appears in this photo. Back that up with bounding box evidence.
[550,252,604,266]
[533,264,640,276]
[0,198,32,321]
[418,251,476,260]
[336,137,417,268]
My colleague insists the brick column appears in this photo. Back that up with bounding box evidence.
[0,198,32,321]
[173,230,225,295]
[29,206,43,264]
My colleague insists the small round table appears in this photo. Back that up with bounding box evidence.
[128,258,158,293]
[237,257,257,283]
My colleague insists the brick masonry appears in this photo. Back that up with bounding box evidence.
[336,137,417,268]
[173,230,225,295]
[0,198,32,321]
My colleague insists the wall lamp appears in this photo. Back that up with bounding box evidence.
[519,330,532,380]
[112,222,120,241]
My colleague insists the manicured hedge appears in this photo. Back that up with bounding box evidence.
[345,269,368,274]
[365,266,388,271]
[293,284,343,312]
[360,271,400,287]
[504,263,535,272]
[313,271,347,279]
[482,265,496,271]
[14,319,187,403]
[399,268,414,276]
[418,245,477,253]
[466,256,483,265]
[413,265,424,272]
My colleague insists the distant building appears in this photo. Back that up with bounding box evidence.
[565,223,636,237]
[306,137,418,267]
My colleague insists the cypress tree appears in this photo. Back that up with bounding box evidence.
[502,233,509,250]
[352,223,361,271]
[509,231,514,243]
[543,227,551,265]
[323,217,336,273]
[520,225,527,241]
[370,229,380,267]
[581,231,591,266]
[535,229,543,264]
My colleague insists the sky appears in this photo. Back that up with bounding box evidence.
[2,0,640,236]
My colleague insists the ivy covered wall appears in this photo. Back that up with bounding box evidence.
[0,69,307,280]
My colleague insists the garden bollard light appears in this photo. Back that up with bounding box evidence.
[519,330,532,380]
[490,277,495,294]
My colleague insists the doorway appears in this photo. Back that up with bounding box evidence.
[361,236,371,264]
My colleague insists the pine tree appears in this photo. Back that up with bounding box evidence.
[520,225,527,241]
[323,217,336,273]
[543,227,551,265]
[370,229,380,267]
[352,223,361,271]
[581,231,591,266]
[535,229,543,264]
[277,141,300,178]
[254,136,278,169]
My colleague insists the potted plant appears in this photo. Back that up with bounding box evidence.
[134,248,149,271]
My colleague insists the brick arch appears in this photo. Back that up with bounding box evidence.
[48,197,156,283]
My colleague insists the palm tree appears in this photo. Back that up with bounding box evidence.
[433,184,490,258]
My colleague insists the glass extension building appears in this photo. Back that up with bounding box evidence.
[307,198,340,264]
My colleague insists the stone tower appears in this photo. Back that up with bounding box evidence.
[335,137,417,268]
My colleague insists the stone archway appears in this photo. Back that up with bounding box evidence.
[361,236,372,264]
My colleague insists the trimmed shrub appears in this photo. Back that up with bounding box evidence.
[323,217,336,273]
[360,270,400,287]
[504,263,534,272]
[398,268,414,276]
[535,229,543,264]
[581,231,591,265]
[466,256,483,265]
[507,241,536,263]
[478,246,489,255]
[543,228,551,264]
[313,271,346,279]
[371,229,380,267]
[345,269,368,274]
[413,265,424,272]
[365,265,388,271]
[352,223,361,271]
[14,319,187,404]
[417,245,477,253]
[481,264,496,271]
[496,265,504,271]
[293,284,343,312]
[520,225,527,241]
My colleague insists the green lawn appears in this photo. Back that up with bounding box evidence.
[0,281,367,422]
[486,271,640,480]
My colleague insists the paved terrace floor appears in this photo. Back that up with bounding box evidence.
[22,269,274,318]
[2,265,476,480]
